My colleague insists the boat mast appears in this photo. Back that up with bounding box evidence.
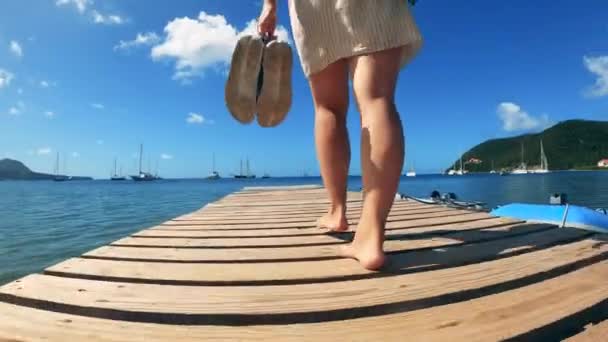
[240,159,243,176]
[114,158,118,176]
[212,153,216,173]
[246,159,250,177]
[540,140,548,169]
[138,144,143,175]
[54,152,59,176]
[63,153,67,176]
[520,142,524,168]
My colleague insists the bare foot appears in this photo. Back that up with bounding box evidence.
[339,239,386,270]
[317,211,349,232]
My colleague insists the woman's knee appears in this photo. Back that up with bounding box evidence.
[354,94,396,117]
[310,60,349,118]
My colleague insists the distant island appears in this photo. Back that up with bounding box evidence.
[451,120,608,172]
[0,159,92,181]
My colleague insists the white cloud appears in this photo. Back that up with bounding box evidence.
[96,139,104,145]
[583,55,608,97]
[160,153,173,160]
[45,111,55,118]
[71,152,80,158]
[186,112,205,124]
[56,0,124,26]
[0,69,14,89]
[151,12,290,81]
[37,147,52,155]
[91,103,104,109]
[40,80,50,88]
[8,107,20,116]
[9,40,23,58]
[17,88,23,95]
[56,0,91,13]
[92,10,124,25]
[114,32,160,51]
[497,102,550,132]
[7,101,25,116]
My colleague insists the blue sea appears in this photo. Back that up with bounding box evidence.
[2,171,608,285]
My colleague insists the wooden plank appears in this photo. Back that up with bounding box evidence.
[141,217,518,239]
[45,226,585,285]
[206,197,363,208]
[176,205,441,222]
[216,191,358,203]
[160,212,493,232]
[565,320,608,341]
[240,185,323,191]
[85,220,526,262]
[193,199,420,216]
[2,238,605,320]
[158,209,481,230]
[175,204,430,221]
[1,260,606,341]
[112,217,525,250]
[173,205,454,223]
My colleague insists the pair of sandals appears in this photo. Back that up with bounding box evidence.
[225,35,292,127]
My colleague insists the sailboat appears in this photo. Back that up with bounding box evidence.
[153,160,163,180]
[111,158,126,181]
[234,159,256,179]
[447,165,456,175]
[490,160,497,174]
[454,155,465,175]
[533,140,550,174]
[130,144,156,181]
[206,154,221,180]
[511,142,529,175]
[53,152,70,182]
[406,161,416,177]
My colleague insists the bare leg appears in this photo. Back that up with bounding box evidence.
[309,60,350,232]
[341,46,405,270]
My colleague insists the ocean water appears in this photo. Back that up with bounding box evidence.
[1,171,608,285]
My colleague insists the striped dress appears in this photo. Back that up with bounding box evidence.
[288,0,423,77]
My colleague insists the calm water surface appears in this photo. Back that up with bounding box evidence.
[1,171,607,285]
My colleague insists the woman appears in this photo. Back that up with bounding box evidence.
[258,0,422,270]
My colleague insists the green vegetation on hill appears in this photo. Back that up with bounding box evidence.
[0,159,92,180]
[0,159,53,180]
[451,120,608,172]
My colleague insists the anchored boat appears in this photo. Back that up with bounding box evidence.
[110,158,126,181]
[130,144,156,182]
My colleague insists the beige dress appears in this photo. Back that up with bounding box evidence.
[288,0,423,77]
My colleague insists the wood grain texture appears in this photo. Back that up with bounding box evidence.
[0,260,606,341]
[45,226,586,284]
[1,187,606,341]
[2,238,605,319]
[87,221,533,262]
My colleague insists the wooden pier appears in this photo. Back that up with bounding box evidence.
[0,185,606,341]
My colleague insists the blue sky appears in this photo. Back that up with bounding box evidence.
[0,0,606,178]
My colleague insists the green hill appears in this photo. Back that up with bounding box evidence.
[451,120,608,172]
[0,159,93,180]
[0,159,55,180]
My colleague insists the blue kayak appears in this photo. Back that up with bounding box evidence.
[491,203,608,233]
